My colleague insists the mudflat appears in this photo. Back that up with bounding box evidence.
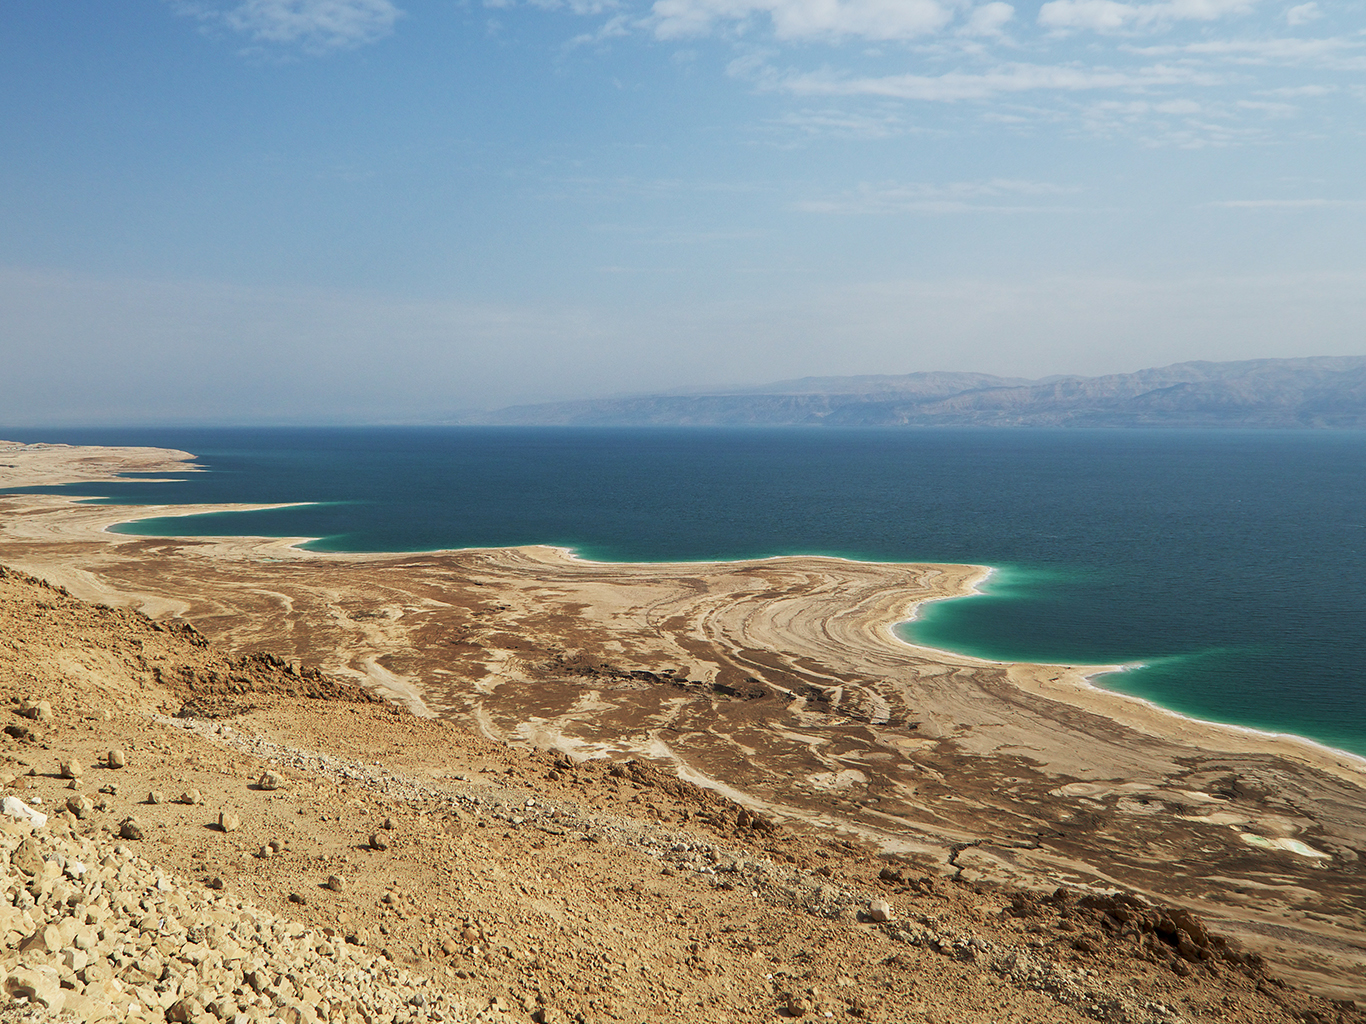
[2,439,1364,1009]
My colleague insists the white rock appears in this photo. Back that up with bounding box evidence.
[2,795,48,828]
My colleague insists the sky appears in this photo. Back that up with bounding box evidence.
[1,0,1364,424]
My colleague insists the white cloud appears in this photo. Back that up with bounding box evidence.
[649,0,955,41]
[1285,1,1320,24]
[771,61,1218,101]
[963,1,1015,35]
[1038,0,1255,33]
[173,0,403,51]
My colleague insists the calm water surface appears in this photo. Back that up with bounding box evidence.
[5,427,1364,755]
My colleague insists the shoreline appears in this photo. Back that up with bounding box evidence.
[115,514,1366,775]
[4,441,1363,779]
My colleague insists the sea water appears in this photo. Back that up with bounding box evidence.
[5,426,1364,755]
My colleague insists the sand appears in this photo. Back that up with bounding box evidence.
[2,438,1364,1001]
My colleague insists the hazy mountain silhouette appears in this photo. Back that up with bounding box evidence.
[472,357,1366,428]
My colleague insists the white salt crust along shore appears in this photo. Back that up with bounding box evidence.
[2,440,1364,793]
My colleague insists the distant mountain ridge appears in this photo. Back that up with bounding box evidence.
[474,356,1366,428]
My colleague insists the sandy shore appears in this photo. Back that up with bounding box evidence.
[2,439,1365,999]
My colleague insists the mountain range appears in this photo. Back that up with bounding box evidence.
[472,356,1366,428]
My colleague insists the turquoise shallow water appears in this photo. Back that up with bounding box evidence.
[4,426,1364,755]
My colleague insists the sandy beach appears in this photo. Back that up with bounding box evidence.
[2,439,1364,1000]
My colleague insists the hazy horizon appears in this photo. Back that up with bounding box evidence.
[2,2,1364,426]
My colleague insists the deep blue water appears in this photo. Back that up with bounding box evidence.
[4,426,1364,756]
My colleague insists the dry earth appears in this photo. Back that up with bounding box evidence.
[1,565,1362,1024]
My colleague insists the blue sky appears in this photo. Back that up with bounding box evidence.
[1,0,1363,423]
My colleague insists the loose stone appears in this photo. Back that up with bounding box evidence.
[12,836,44,875]
[19,699,53,723]
[65,794,93,819]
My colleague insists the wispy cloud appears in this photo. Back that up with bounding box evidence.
[1037,0,1256,35]
[768,107,914,139]
[1209,198,1366,208]
[797,178,1085,213]
[648,0,957,41]
[762,61,1220,102]
[1130,35,1366,65]
[171,0,403,52]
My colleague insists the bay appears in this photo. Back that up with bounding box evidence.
[5,425,1364,755]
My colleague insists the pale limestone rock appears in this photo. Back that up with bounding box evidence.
[868,899,894,923]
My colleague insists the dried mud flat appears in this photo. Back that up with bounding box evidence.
[0,439,1364,1021]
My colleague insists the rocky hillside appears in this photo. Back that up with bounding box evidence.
[0,564,1361,1023]
[476,356,1366,428]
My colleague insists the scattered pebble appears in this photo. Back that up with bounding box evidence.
[0,822,454,1021]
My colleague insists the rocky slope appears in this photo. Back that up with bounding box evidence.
[0,564,1362,1023]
